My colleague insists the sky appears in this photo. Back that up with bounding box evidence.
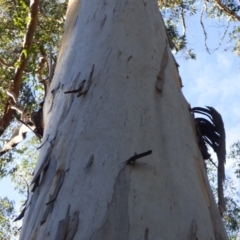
[175,10,240,195]
[177,49,240,191]
[0,4,240,228]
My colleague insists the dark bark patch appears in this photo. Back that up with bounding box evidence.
[142,0,147,6]
[53,205,79,240]
[90,167,130,240]
[144,228,149,240]
[65,210,79,240]
[40,194,54,225]
[100,15,107,28]
[123,150,152,165]
[187,219,198,240]
[84,154,94,169]
[127,55,132,62]
[53,205,70,239]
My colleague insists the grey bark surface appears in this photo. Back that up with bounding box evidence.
[20,0,228,239]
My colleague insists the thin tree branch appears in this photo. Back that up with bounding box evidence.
[36,56,46,82]
[214,0,240,21]
[5,90,25,114]
[211,21,230,53]
[0,57,16,69]
[19,175,30,202]
[200,3,231,54]
[200,4,211,54]
[38,46,56,100]
[0,0,40,136]
[48,46,56,84]
[180,4,186,39]
[16,117,38,138]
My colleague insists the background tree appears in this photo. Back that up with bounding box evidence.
[0,197,18,240]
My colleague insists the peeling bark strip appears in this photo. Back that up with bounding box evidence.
[64,80,86,94]
[0,0,40,136]
[14,206,26,222]
[65,211,79,240]
[13,175,30,221]
[54,205,71,240]
[37,134,49,150]
[31,149,52,191]
[49,130,58,147]
[64,64,95,97]
[46,169,65,205]
[156,42,169,93]
[54,205,79,240]
[41,169,65,224]
[41,194,54,225]
[191,106,226,216]
[187,220,198,240]
[127,55,132,61]
[123,150,152,164]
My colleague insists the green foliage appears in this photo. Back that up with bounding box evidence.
[222,141,240,237]
[0,0,67,117]
[0,0,67,172]
[224,197,240,239]
[229,141,240,178]
[10,135,39,193]
[0,135,39,239]
[0,1,67,236]
[222,176,240,237]
[230,26,240,55]
[206,153,240,237]
[0,197,19,240]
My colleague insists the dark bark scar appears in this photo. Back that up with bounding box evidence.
[127,55,132,62]
[101,15,107,28]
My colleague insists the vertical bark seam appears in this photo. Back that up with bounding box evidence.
[156,40,169,93]
[100,15,107,28]
[144,228,149,240]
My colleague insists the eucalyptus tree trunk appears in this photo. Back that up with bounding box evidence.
[20,0,228,239]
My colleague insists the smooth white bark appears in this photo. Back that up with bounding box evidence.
[20,0,228,239]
